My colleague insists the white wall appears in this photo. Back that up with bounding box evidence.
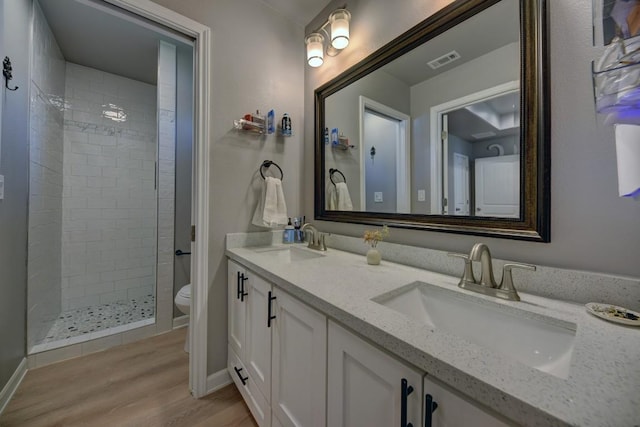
[27,2,66,349]
[61,63,157,311]
[305,0,640,278]
[150,0,306,374]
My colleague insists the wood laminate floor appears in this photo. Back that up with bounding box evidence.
[0,328,257,427]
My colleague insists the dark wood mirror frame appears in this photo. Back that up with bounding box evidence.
[314,0,550,242]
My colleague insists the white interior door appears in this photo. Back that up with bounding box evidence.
[474,155,519,218]
[452,153,469,215]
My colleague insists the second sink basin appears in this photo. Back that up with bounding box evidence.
[251,245,325,262]
[373,281,576,379]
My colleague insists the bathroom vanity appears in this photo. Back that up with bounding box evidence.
[225,232,640,427]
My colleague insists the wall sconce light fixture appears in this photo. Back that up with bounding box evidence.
[305,8,351,67]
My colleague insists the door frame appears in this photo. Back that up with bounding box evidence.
[106,0,211,398]
[429,80,519,215]
[358,96,411,213]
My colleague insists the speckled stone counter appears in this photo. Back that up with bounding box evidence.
[226,232,640,427]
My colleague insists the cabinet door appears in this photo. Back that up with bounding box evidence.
[246,274,272,402]
[272,290,327,427]
[423,376,510,427]
[327,321,423,427]
[228,260,247,358]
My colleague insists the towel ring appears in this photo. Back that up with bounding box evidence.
[329,168,346,186]
[260,160,284,180]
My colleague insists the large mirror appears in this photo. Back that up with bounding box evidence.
[314,0,550,241]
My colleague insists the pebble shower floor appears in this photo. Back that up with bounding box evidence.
[40,294,155,343]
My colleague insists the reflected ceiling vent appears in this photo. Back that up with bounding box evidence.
[428,50,461,69]
[472,131,496,140]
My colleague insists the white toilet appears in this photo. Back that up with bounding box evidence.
[174,284,191,352]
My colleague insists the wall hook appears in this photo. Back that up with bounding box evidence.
[3,57,19,91]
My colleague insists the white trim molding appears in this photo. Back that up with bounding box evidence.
[173,315,189,329]
[207,369,232,395]
[104,0,212,399]
[0,358,27,416]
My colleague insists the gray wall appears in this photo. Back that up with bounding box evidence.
[151,0,305,375]
[305,0,640,278]
[0,0,31,392]
[173,45,193,317]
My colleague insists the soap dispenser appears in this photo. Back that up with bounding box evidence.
[283,218,295,243]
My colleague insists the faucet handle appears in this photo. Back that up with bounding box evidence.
[318,232,330,251]
[500,263,536,292]
[447,253,476,285]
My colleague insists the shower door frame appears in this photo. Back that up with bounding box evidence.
[105,0,211,398]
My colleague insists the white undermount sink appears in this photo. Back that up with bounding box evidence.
[251,245,325,262]
[373,281,576,379]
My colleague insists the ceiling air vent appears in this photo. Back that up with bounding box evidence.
[428,50,461,70]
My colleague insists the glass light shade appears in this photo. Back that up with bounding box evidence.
[329,9,351,50]
[306,33,324,67]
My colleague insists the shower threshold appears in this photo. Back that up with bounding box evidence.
[30,294,156,354]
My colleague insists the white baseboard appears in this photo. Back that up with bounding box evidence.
[173,315,189,329]
[206,368,232,395]
[0,358,27,416]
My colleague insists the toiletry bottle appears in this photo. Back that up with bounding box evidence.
[281,113,292,136]
[283,218,294,243]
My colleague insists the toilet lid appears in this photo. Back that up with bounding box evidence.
[178,284,191,298]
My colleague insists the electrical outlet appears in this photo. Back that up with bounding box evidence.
[417,189,426,202]
[374,192,383,202]
[0,175,4,200]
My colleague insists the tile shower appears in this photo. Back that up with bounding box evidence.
[27,3,176,354]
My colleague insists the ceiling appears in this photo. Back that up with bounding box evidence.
[38,0,195,85]
[38,0,331,86]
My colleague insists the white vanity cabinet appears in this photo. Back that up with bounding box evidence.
[328,320,509,427]
[227,260,327,427]
[327,321,423,427]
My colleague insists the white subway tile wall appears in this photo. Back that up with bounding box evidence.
[61,62,157,312]
[27,3,66,350]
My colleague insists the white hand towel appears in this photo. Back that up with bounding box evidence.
[336,182,353,210]
[615,124,640,198]
[327,185,337,210]
[252,177,288,228]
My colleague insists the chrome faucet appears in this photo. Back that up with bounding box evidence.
[301,223,328,251]
[448,243,536,301]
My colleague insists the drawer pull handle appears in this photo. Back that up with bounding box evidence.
[424,394,438,427]
[401,378,414,427]
[234,366,248,385]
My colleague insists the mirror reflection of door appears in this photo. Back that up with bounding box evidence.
[435,83,520,218]
[452,153,470,215]
[359,97,410,213]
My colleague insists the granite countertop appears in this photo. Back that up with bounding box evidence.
[226,242,640,427]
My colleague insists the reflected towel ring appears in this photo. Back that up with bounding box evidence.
[260,160,284,180]
[329,168,346,186]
